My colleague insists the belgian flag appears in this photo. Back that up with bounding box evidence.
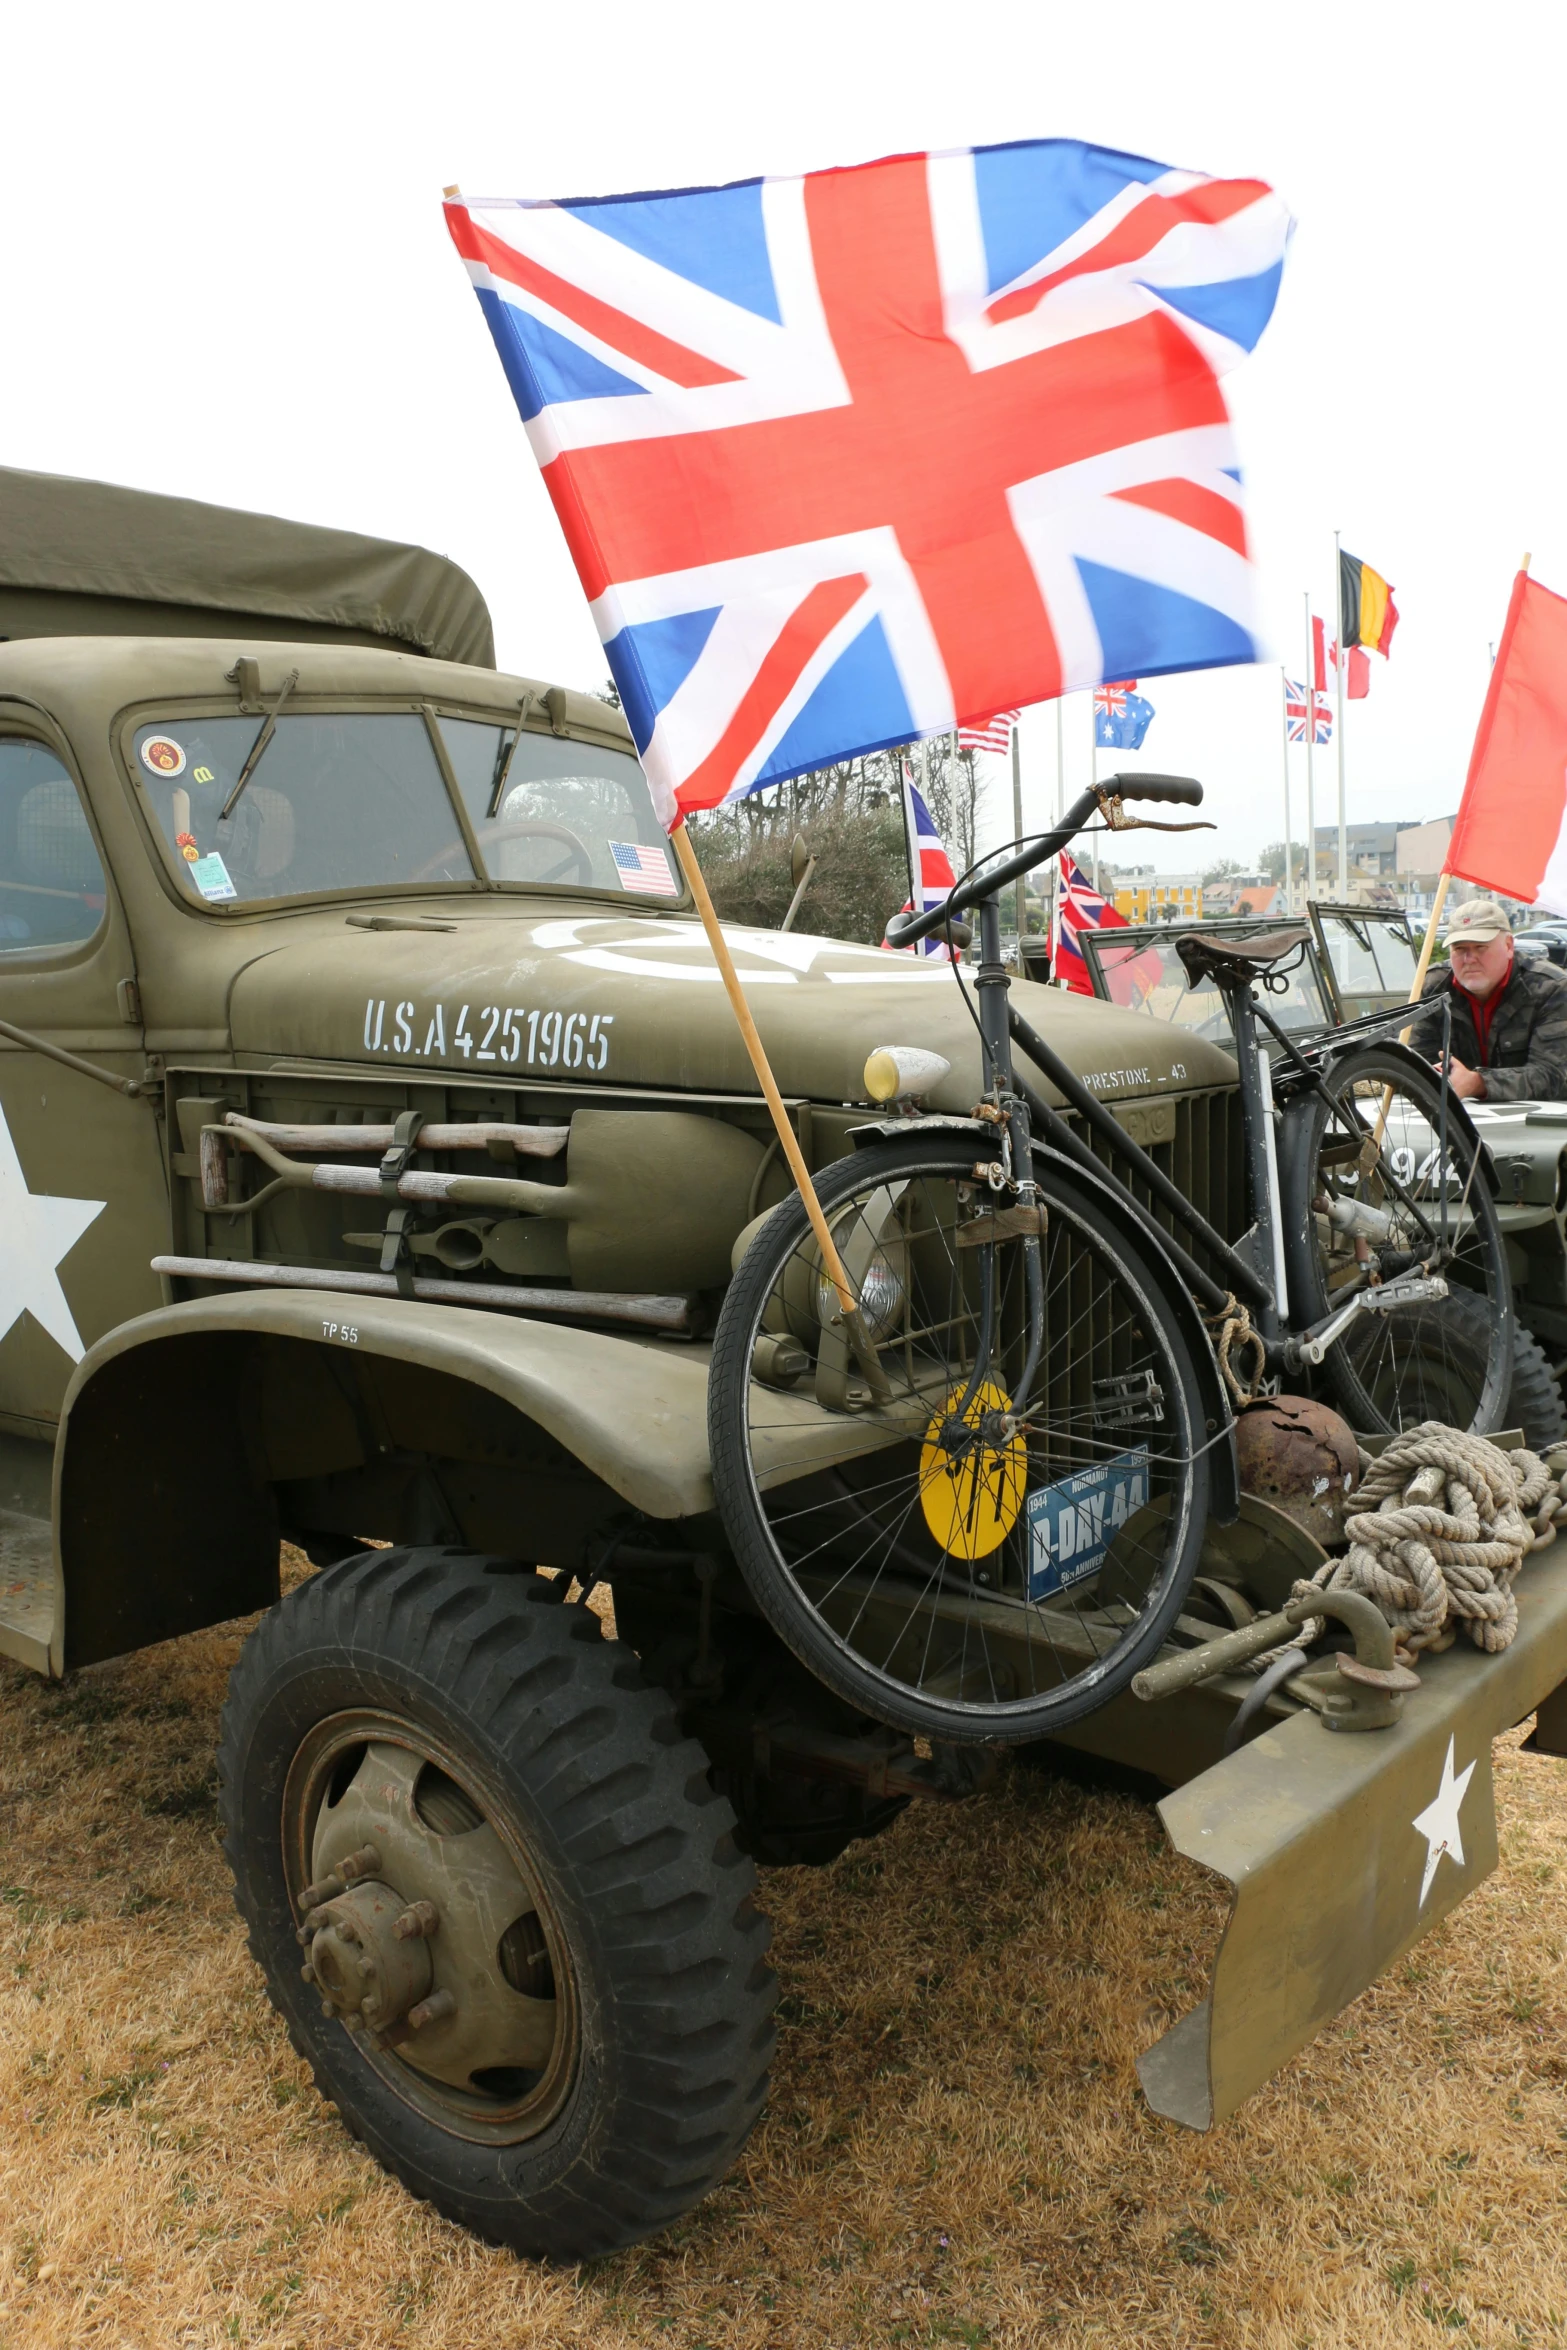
[1339,551,1400,657]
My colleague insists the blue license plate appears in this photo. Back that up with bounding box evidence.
[1026,1447,1150,1601]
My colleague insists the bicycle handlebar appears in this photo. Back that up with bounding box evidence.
[884,770,1204,950]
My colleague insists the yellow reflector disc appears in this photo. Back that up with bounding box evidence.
[919,1379,1028,1561]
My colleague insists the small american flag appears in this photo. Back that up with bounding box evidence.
[957,709,1021,756]
[609,838,678,896]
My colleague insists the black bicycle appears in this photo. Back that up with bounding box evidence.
[707,774,1514,1745]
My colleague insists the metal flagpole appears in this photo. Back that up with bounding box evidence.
[1303,591,1317,903]
[1089,693,1099,892]
[1279,668,1294,914]
[1334,530,1348,898]
[1055,695,1064,823]
[1010,719,1025,939]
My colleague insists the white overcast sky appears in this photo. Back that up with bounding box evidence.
[3,0,1561,869]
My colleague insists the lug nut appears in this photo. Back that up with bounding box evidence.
[406,1988,456,2032]
[392,1900,439,1941]
[299,1872,346,1910]
[359,1956,376,1980]
[337,1844,382,1886]
[300,1962,316,1984]
[320,2000,336,2019]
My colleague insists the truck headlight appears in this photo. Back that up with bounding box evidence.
[818,1250,905,1342]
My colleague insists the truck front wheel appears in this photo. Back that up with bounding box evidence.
[217,1548,776,2262]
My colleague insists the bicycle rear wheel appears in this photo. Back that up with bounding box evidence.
[708,1135,1211,1744]
[1279,1045,1514,1435]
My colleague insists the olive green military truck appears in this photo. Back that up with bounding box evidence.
[8,470,1567,2264]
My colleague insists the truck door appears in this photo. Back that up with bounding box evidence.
[0,723,164,1432]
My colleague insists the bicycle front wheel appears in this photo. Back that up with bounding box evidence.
[708,1136,1211,1744]
[1279,1045,1514,1435]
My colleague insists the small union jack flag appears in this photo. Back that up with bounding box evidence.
[1284,678,1332,744]
[609,837,679,895]
[1053,850,1128,995]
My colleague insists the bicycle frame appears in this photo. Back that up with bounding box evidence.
[885,783,1481,1390]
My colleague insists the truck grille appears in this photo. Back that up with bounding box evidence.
[1068,1084,1247,1251]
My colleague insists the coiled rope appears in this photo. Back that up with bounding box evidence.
[1295,1423,1567,1661]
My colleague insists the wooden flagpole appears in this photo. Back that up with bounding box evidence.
[670,821,888,1392]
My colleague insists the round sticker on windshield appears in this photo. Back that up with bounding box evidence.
[141,735,187,778]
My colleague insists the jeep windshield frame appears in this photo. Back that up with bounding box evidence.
[121,695,689,916]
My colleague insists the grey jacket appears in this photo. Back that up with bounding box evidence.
[1407,953,1567,1103]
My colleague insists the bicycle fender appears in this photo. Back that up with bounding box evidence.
[1033,1141,1239,1525]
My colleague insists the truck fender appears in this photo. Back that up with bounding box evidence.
[53,1288,717,1670]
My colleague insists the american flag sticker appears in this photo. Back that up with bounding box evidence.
[609,839,678,896]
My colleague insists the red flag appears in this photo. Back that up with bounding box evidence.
[1446,570,1567,914]
[1312,614,1330,692]
[1347,646,1371,699]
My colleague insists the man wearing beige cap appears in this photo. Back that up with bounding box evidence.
[1407,897,1567,1101]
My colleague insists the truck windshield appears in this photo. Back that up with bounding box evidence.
[440,718,679,900]
[136,715,475,904]
[135,710,678,906]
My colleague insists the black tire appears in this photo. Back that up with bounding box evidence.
[1509,1318,1567,1450]
[1279,1046,1514,1436]
[217,1547,776,2263]
[709,1136,1210,1745]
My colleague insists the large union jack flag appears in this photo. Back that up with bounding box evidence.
[447,140,1291,830]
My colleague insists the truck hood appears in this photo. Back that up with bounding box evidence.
[227,908,1235,1108]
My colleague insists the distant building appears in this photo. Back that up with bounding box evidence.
[1203,869,1274,915]
[1396,816,1455,877]
[1109,866,1204,923]
[1312,821,1422,881]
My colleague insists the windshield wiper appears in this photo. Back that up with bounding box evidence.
[486,692,537,818]
[220,667,299,822]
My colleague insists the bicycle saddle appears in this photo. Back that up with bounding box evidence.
[1176,925,1310,987]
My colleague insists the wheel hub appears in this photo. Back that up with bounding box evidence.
[286,1727,563,2123]
[301,1876,435,2036]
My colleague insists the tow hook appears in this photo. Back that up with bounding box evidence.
[1132,1585,1421,1733]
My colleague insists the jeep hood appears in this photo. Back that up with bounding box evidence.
[226,909,1235,1108]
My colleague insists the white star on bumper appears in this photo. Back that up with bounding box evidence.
[1413,1735,1476,1908]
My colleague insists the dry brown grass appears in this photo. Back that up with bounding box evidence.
[4,1563,1567,2348]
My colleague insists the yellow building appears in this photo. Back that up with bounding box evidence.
[1111,872,1204,923]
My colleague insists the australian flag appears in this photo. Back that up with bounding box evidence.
[447,141,1290,829]
[1093,680,1156,751]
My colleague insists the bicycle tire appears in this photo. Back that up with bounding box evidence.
[1278,1045,1514,1436]
[708,1134,1211,1744]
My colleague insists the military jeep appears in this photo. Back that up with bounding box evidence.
[7,471,1567,2263]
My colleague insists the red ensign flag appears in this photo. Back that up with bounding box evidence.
[1448,571,1567,915]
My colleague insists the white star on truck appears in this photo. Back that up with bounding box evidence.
[0,1103,105,1363]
